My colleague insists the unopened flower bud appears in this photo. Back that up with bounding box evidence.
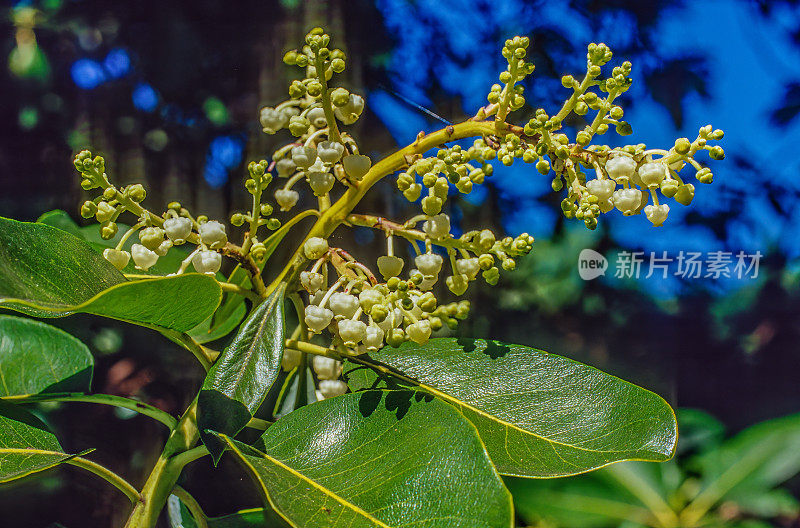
[100,222,118,240]
[80,201,98,218]
[660,179,679,198]
[127,184,146,202]
[303,237,328,259]
[95,202,116,223]
[154,239,172,257]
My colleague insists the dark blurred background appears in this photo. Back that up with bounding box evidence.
[1,0,799,526]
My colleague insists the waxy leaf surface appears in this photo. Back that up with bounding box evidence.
[345,338,677,477]
[221,390,513,528]
[0,315,93,397]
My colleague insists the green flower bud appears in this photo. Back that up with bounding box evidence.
[100,222,118,240]
[660,179,679,198]
[674,137,691,155]
[421,195,443,216]
[95,201,116,223]
[288,115,311,137]
[303,237,329,259]
[80,200,98,218]
[482,266,500,285]
[536,159,550,175]
[251,242,267,261]
[386,328,406,348]
[674,183,695,206]
[102,187,117,200]
[230,213,245,226]
[138,226,165,251]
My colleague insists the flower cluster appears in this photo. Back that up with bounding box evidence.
[73,28,723,400]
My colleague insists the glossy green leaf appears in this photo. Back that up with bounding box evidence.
[188,300,247,344]
[0,315,93,397]
[1,216,222,331]
[0,400,74,482]
[167,496,290,528]
[344,338,677,477]
[198,284,286,462]
[221,390,513,528]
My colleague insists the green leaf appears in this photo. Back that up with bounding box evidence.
[508,474,652,528]
[220,390,513,528]
[188,300,247,344]
[167,496,290,528]
[0,400,74,482]
[344,338,677,477]
[691,414,800,508]
[0,315,93,397]
[198,284,286,462]
[0,216,222,331]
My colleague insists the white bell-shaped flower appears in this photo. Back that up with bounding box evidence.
[192,250,222,274]
[376,308,403,333]
[275,189,299,211]
[605,156,637,183]
[198,220,227,249]
[317,141,344,163]
[644,204,670,226]
[455,258,480,280]
[342,154,372,180]
[612,189,643,216]
[275,158,297,177]
[337,319,367,346]
[638,162,666,188]
[318,380,348,399]
[291,145,317,168]
[300,271,325,293]
[586,179,616,201]
[131,244,159,271]
[103,248,130,270]
[304,305,334,333]
[307,170,335,196]
[358,289,384,313]
[377,255,404,279]
[163,217,192,245]
[406,320,432,345]
[313,355,342,380]
[281,348,302,371]
[415,253,443,276]
[329,292,359,319]
[303,237,329,259]
[307,107,328,129]
[154,239,173,257]
[423,214,451,239]
[259,107,286,134]
[363,325,385,351]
